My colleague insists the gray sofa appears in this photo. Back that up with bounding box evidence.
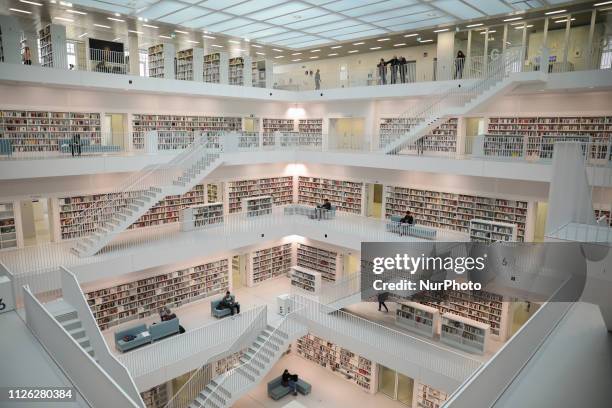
[114,324,150,353]
[386,216,437,240]
[283,204,336,219]
[267,376,311,400]
[149,317,180,341]
[211,298,233,318]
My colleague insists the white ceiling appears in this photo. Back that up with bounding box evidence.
[64,0,577,49]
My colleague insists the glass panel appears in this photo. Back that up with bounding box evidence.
[486,26,504,57]
[567,11,594,71]
[397,373,415,406]
[378,365,397,398]
[593,8,612,70]
[544,16,568,70]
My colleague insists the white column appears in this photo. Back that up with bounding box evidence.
[456,117,467,156]
[50,24,67,69]
[264,59,274,88]
[243,55,252,86]
[436,31,455,81]
[192,48,204,82]
[127,33,140,75]
[219,51,229,84]
[22,31,40,65]
[562,14,572,68]
[0,15,22,64]
[163,43,175,79]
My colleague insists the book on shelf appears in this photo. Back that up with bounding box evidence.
[469,218,518,243]
[228,176,293,213]
[395,301,439,338]
[298,176,363,214]
[249,243,292,285]
[439,312,489,354]
[296,243,339,282]
[379,117,458,153]
[180,202,223,231]
[290,266,322,294]
[243,195,273,217]
[417,383,448,408]
[229,57,245,86]
[0,202,17,250]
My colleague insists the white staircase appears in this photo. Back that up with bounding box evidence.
[45,298,96,360]
[72,137,223,257]
[382,46,544,155]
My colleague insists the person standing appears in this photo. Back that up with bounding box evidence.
[386,55,400,84]
[71,134,81,157]
[23,46,32,65]
[399,57,407,83]
[377,58,387,85]
[455,50,466,79]
[314,69,321,90]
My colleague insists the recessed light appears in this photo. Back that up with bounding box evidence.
[128,30,143,34]
[291,59,302,62]
[510,22,525,26]
[353,42,364,45]
[175,30,188,34]
[256,52,265,55]
[309,56,319,59]
[143,24,159,29]
[19,0,42,6]
[433,28,449,32]
[370,47,381,50]
[419,39,433,43]
[274,55,284,59]
[159,35,172,39]
[328,53,337,56]
[251,44,262,48]
[594,1,612,5]
[404,33,418,37]
[9,8,31,14]
[94,24,111,28]
[292,52,302,55]
[545,9,566,15]
[394,43,406,47]
[107,17,124,22]
[348,50,359,53]
[202,35,215,39]
[311,49,320,52]
[78,32,88,38]
[228,40,240,44]
[503,16,523,22]
[114,12,120,17]
[113,37,121,41]
[187,40,199,44]
[480,30,496,34]
[554,18,575,23]
[377,38,390,41]
[514,25,534,29]
[330,45,342,49]
[244,38,250,42]
[466,23,483,28]
[59,1,71,6]
[66,9,86,15]
[272,48,283,52]
[55,17,74,22]
[211,44,223,48]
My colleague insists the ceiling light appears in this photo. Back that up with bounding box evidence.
[128,30,143,34]
[202,35,215,39]
[292,52,302,55]
[309,56,319,59]
[78,32,87,38]
[143,24,159,29]
[272,48,283,52]
[394,43,406,47]
[466,23,483,28]
[9,8,31,14]
[377,38,390,41]
[594,1,612,5]
[107,17,124,22]
[19,0,42,6]
[511,22,525,25]
[55,17,73,22]
[291,59,301,62]
[433,28,449,32]
[545,9,566,15]
[480,30,496,34]
[419,39,433,43]
[274,55,284,59]
[310,49,320,52]
[251,44,262,48]
[50,0,56,3]
[244,38,250,42]
[138,17,143,21]
[330,45,342,49]
[159,35,172,39]
[228,40,240,44]
[328,53,338,56]
[404,33,418,37]
[503,16,523,22]
[370,47,381,50]
[554,18,575,23]
[211,44,223,48]
[114,12,120,17]
[353,42,364,45]
[175,30,188,34]
[256,52,265,55]
[94,24,111,28]
[235,48,246,52]
[348,50,359,53]
[113,37,121,41]
[66,9,86,15]
[514,25,533,29]
[59,1,72,6]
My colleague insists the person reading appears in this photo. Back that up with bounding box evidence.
[218,291,240,315]
[400,210,414,225]
[281,369,299,396]
[159,306,176,321]
[315,198,332,219]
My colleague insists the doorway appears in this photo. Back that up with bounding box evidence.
[243,117,259,133]
[104,113,126,149]
[329,117,365,150]
[509,300,540,337]
[378,365,415,406]
[366,183,383,218]
[20,198,51,246]
[232,255,247,290]
[464,117,485,154]
[534,202,548,242]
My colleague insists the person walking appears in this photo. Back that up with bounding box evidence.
[455,50,466,79]
[314,69,321,90]
[377,58,387,85]
[377,291,389,312]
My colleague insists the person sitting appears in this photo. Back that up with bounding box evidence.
[315,198,332,219]
[281,369,299,396]
[400,210,414,225]
[159,306,176,321]
[218,290,240,315]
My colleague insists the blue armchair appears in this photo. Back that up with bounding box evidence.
[149,317,180,341]
[211,298,232,318]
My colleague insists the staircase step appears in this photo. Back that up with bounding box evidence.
[235,367,256,382]
[193,395,221,408]
[68,327,87,339]
[243,353,267,369]
[202,386,227,405]
[209,380,231,399]
[61,318,82,331]
[240,363,261,378]
[82,345,95,357]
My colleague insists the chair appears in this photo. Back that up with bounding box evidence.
[211,298,232,318]
[114,324,150,352]
[267,376,311,400]
[149,317,180,341]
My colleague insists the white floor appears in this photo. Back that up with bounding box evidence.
[234,354,403,408]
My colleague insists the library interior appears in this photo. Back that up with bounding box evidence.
[0,0,611,407]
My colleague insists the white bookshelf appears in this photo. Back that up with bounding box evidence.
[148,43,175,79]
[131,114,242,150]
[262,118,295,146]
[440,312,489,354]
[296,334,376,393]
[298,119,323,134]
[58,184,206,240]
[416,383,448,408]
[243,195,272,217]
[207,183,219,203]
[395,301,439,338]
[379,117,457,153]
[0,202,17,250]
[227,176,293,213]
[252,59,267,88]
[214,350,244,375]
[296,243,340,282]
[86,258,229,330]
[180,202,223,231]
[248,243,292,286]
[0,110,101,153]
[204,52,229,83]
[594,205,612,227]
[175,48,203,81]
[469,219,517,243]
[290,266,322,294]
[385,185,528,241]
[140,383,169,408]
[38,24,66,68]
[378,117,422,148]
[298,176,363,215]
[229,56,245,85]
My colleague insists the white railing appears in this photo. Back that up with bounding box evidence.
[164,305,270,408]
[23,285,142,408]
[88,48,127,75]
[118,306,266,383]
[546,222,612,243]
[317,272,361,306]
[60,267,144,406]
